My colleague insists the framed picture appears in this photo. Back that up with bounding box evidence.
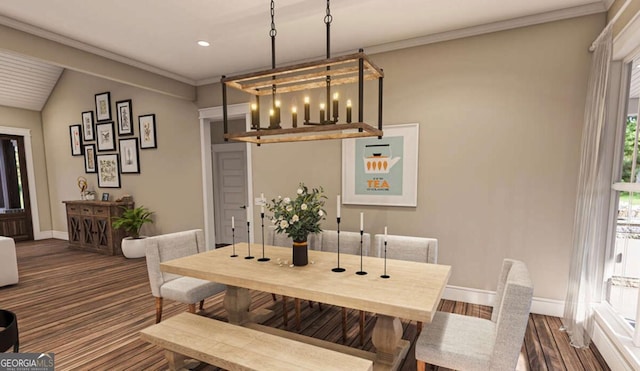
[81,111,95,141]
[96,122,116,152]
[101,193,110,201]
[83,144,97,173]
[95,92,112,122]
[139,114,157,149]
[69,124,83,156]
[116,99,133,136]
[119,138,140,173]
[342,123,419,207]
[97,154,121,188]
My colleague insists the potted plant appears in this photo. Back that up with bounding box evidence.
[112,206,154,258]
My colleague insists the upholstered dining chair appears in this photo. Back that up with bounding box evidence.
[145,229,226,323]
[415,259,533,371]
[264,226,322,330]
[373,234,438,333]
[321,229,371,345]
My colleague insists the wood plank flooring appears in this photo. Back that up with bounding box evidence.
[0,239,609,370]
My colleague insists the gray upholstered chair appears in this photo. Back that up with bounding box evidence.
[374,234,438,333]
[145,229,226,323]
[320,229,370,345]
[264,226,322,330]
[415,259,533,371]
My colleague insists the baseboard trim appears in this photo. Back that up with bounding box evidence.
[34,230,53,240]
[443,285,565,317]
[52,231,69,240]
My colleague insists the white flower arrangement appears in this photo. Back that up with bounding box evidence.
[267,183,327,243]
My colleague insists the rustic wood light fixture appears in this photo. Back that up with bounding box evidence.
[222,0,384,144]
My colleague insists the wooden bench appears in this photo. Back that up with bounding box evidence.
[140,312,373,371]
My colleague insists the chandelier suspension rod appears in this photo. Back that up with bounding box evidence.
[325,0,332,122]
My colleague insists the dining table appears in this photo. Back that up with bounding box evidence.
[160,242,451,371]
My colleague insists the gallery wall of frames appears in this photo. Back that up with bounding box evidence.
[69,91,158,189]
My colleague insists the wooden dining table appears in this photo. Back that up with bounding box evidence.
[160,242,451,371]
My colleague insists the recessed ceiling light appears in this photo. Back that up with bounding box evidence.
[197,40,210,47]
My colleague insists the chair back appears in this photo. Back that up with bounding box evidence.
[264,226,322,250]
[145,229,206,298]
[320,230,370,256]
[0,309,18,352]
[373,234,438,263]
[491,259,533,370]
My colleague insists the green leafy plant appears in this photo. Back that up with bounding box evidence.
[111,206,154,239]
[267,183,326,243]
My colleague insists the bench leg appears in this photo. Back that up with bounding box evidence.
[416,360,426,371]
[188,303,196,313]
[199,300,205,311]
[164,350,187,371]
[417,321,423,334]
[155,297,163,324]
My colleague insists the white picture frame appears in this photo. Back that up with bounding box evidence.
[342,123,419,207]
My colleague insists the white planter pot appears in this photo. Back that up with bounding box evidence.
[121,236,147,258]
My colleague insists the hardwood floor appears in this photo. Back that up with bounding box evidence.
[1,239,609,370]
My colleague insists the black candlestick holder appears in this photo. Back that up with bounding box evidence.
[245,221,254,259]
[356,230,367,275]
[380,240,389,279]
[332,217,345,272]
[230,227,238,257]
[258,212,270,262]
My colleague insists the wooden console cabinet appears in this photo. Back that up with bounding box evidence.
[63,200,134,256]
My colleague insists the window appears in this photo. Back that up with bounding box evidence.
[610,59,640,336]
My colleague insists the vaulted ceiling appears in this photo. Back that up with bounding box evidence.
[0,0,611,111]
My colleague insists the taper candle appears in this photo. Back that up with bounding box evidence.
[319,103,325,123]
[275,100,281,124]
[346,99,352,123]
[269,108,275,127]
[360,212,364,231]
[384,226,387,242]
[260,193,265,214]
[332,92,339,122]
[336,195,341,218]
[304,97,310,123]
[251,103,259,127]
[291,106,298,127]
[232,216,235,229]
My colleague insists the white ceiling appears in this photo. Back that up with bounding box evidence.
[0,0,611,110]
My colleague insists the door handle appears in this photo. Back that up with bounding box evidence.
[240,205,247,209]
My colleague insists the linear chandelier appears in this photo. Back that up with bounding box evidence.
[221,0,384,144]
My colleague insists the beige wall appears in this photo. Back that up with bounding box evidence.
[197,14,604,300]
[0,105,52,232]
[42,70,202,236]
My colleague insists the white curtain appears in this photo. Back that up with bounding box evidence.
[562,26,613,348]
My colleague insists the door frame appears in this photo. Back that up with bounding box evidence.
[0,126,42,239]
[199,103,253,250]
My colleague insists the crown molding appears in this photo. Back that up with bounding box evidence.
[0,14,196,86]
[364,2,607,56]
[196,2,608,86]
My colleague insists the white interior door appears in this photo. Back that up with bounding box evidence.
[212,143,249,245]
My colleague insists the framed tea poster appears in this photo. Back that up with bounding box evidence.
[342,123,419,207]
[95,92,112,122]
[81,111,94,141]
[139,114,157,149]
[97,154,121,188]
[96,122,116,151]
[84,144,96,173]
[69,124,83,156]
[119,138,140,173]
[116,99,133,136]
